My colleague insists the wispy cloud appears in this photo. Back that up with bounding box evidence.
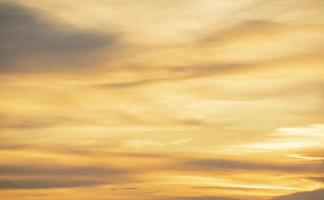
[237,124,324,151]
[177,158,324,173]
[0,0,323,199]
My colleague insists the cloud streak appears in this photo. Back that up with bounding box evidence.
[0,0,323,199]
[178,158,324,173]
[0,164,128,189]
[0,178,104,189]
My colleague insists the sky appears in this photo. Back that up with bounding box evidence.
[0,0,324,199]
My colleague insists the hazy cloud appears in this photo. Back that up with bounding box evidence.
[273,189,324,200]
[307,177,324,183]
[0,178,104,189]
[200,20,284,46]
[95,62,254,89]
[0,164,125,177]
[0,0,323,198]
[0,164,128,189]
[0,2,119,72]
[160,196,240,200]
[180,158,324,173]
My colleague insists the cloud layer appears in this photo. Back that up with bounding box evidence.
[0,0,323,200]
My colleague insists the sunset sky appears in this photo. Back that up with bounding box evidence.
[0,0,324,199]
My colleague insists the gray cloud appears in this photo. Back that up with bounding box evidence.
[273,189,324,200]
[0,117,62,129]
[158,196,240,200]
[179,159,324,173]
[0,164,125,177]
[0,164,128,189]
[306,176,324,183]
[110,187,138,190]
[0,178,104,189]
[0,2,119,72]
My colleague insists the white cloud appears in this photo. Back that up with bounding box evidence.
[237,124,324,151]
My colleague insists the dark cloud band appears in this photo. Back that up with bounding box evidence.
[0,2,119,73]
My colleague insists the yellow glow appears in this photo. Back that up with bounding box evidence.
[0,0,324,200]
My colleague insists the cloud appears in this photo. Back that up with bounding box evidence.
[306,177,324,183]
[94,62,254,89]
[273,189,324,200]
[123,140,166,148]
[123,138,194,148]
[110,187,138,190]
[179,158,324,173]
[239,124,324,151]
[159,196,240,200]
[93,50,324,91]
[0,164,128,189]
[0,2,119,72]
[0,178,104,189]
[200,20,284,46]
[0,164,125,176]
[0,115,63,129]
